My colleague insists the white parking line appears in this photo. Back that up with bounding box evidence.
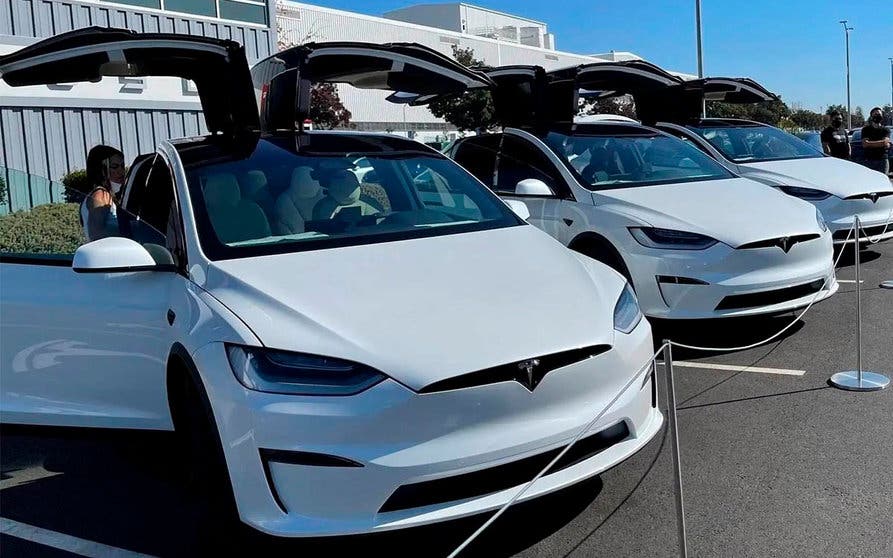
[0,517,155,558]
[673,361,806,376]
[837,280,864,284]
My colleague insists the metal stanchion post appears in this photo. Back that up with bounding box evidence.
[829,216,890,391]
[663,341,688,558]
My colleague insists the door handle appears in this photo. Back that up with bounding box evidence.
[563,218,573,226]
[166,309,176,326]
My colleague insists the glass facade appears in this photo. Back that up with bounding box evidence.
[100,0,269,26]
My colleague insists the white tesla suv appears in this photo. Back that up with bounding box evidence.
[444,65,837,320]
[0,28,662,538]
[644,78,893,246]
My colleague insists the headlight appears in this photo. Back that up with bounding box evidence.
[778,186,832,201]
[815,208,828,232]
[629,227,718,250]
[225,345,386,396]
[613,283,643,333]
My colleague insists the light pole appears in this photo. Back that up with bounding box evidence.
[839,20,854,129]
[696,0,705,118]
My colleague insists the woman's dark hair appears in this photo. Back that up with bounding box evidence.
[86,145,124,187]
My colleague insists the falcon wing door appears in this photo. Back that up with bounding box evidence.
[251,42,493,130]
[545,60,684,124]
[0,27,259,133]
[639,76,779,124]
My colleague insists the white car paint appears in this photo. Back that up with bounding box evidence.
[0,30,663,539]
[452,126,838,320]
[657,121,893,245]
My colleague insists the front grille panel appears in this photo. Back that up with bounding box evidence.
[715,279,825,310]
[737,234,820,251]
[419,344,611,394]
[378,421,630,513]
[834,224,891,241]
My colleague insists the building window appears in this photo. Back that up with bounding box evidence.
[219,0,268,25]
[164,0,216,17]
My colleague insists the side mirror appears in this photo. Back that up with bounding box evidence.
[503,199,530,220]
[515,178,554,197]
[73,237,169,274]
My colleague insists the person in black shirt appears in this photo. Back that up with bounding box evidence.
[860,107,890,175]
[820,111,850,159]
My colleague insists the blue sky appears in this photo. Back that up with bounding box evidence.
[304,0,892,113]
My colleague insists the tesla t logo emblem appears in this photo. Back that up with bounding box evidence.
[516,359,542,391]
[777,237,793,253]
[868,193,879,203]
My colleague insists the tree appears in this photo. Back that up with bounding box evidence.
[852,106,865,127]
[706,99,791,126]
[790,109,825,131]
[581,95,637,119]
[427,46,496,131]
[277,26,351,129]
[826,104,847,116]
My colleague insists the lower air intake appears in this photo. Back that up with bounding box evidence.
[715,279,825,310]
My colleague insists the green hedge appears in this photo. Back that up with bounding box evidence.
[0,175,7,206]
[0,203,85,255]
[62,169,90,204]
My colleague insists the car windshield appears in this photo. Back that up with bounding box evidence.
[689,124,824,163]
[544,130,734,190]
[181,134,521,260]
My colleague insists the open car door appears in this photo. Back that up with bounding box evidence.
[638,76,778,124]
[545,60,684,124]
[251,42,493,130]
[0,26,259,133]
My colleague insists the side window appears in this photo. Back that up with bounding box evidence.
[496,136,563,195]
[452,135,500,187]
[121,156,183,266]
[406,159,484,221]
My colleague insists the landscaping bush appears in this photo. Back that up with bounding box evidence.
[62,169,90,203]
[0,175,6,206]
[0,203,84,255]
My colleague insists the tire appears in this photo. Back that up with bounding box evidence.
[571,238,635,288]
[169,369,241,536]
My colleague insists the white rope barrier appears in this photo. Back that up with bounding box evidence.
[858,209,893,245]
[668,221,856,353]
[449,211,887,557]
[446,342,669,558]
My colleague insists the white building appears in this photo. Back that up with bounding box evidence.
[1,0,692,213]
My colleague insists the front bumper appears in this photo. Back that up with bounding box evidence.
[192,318,662,537]
[817,195,893,245]
[626,231,837,319]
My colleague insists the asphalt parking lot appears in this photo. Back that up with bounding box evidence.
[2,240,891,558]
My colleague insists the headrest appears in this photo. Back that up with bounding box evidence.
[243,170,267,193]
[204,173,241,208]
[290,166,322,198]
[325,170,361,206]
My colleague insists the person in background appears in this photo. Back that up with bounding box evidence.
[820,110,850,159]
[80,145,125,241]
[860,107,890,175]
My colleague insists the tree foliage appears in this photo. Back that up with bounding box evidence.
[62,169,89,204]
[277,27,351,129]
[427,46,496,132]
[0,175,6,206]
[706,99,791,126]
[581,96,637,119]
[789,109,825,130]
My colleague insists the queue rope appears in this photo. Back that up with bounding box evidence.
[449,212,887,556]
[446,342,669,558]
[667,220,856,353]
[859,209,893,245]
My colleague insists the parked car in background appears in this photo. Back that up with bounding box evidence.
[447,64,837,320]
[849,126,893,176]
[1,28,664,539]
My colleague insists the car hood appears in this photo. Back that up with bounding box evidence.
[594,177,821,247]
[741,157,893,197]
[205,226,625,391]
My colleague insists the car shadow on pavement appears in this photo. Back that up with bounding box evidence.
[650,315,805,361]
[0,426,605,557]
[834,247,882,270]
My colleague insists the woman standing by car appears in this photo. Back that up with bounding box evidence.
[80,145,125,241]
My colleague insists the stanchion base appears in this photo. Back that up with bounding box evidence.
[880,280,893,290]
[829,371,890,391]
